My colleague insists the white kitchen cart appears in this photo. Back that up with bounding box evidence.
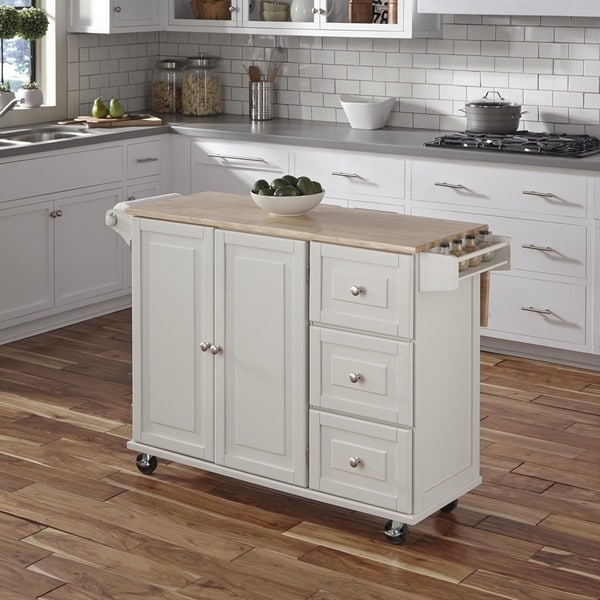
[110,192,510,544]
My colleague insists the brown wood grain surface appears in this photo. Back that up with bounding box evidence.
[0,310,598,599]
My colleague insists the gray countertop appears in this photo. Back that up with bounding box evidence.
[2,114,600,172]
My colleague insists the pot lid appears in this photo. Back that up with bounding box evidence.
[466,90,520,107]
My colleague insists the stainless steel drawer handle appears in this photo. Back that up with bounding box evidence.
[348,457,361,468]
[434,182,466,189]
[50,209,63,218]
[207,153,266,163]
[350,285,363,296]
[522,190,554,198]
[521,306,553,315]
[522,244,554,252]
[349,372,362,384]
[136,157,159,163]
[332,171,361,178]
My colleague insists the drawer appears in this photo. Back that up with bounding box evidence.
[412,161,588,219]
[127,139,162,179]
[192,140,289,174]
[310,327,413,426]
[488,274,586,346]
[310,243,413,338]
[294,148,405,204]
[309,411,411,512]
[412,207,587,279]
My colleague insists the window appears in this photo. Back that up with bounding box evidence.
[0,1,35,91]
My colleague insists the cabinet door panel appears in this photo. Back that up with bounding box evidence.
[0,202,53,322]
[133,220,215,460]
[215,230,307,485]
[55,189,124,306]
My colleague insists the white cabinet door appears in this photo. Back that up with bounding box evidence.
[55,188,125,306]
[133,220,215,460]
[0,201,53,322]
[214,230,308,485]
[68,0,161,33]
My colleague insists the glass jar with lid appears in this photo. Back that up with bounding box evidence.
[151,59,182,114]
[181,54,222,117]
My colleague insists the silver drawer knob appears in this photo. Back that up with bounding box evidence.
[349,372,362,384]
[349,457,361,468]
[210,344,222,355]
[350,285,363,296]
[199,342,211,352]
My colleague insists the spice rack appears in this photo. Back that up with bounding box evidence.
[418,236,511,292]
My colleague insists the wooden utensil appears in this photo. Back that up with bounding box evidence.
[248,65,261,82]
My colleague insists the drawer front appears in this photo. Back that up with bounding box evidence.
[412,161,588,219]
[411,207,587,279]
[192,140,289,173]
[294,148,405,204]
[310,243,413,338]
[488,274,586,346]
[310,327,413,426]
[309,411,411,512]
[127,139,162,179]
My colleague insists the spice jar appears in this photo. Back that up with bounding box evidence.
[151,59,182,114]
[438,241,450,255]
[465,234,482,267]
[181,54,222,117]
[450,238,469,271]
[478,229,495,262]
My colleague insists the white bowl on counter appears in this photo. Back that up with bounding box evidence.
[339,95,395,130]
[250,191,324,217]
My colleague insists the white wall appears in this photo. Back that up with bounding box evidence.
[68,14,600,135]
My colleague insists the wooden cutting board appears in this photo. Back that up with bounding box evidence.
[58,114,163,128]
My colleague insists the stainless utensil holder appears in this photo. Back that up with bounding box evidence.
[249,81,273,121]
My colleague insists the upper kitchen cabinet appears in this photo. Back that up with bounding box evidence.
[68,0,163,33]
[417,0,600,17]
[167,0,441,38]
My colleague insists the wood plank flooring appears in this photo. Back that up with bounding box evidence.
[0,309,599,599]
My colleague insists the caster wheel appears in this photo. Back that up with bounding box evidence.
[383,520,409,545]
[440,499,458,513]
[135,453,157,474]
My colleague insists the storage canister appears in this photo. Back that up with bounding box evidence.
[181,54,222,117]
[348,0,372,23]
[151,59,182,114]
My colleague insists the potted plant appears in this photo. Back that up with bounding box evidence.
[17,7,49,42]
[0,6,19,94]
[16,81,42,108]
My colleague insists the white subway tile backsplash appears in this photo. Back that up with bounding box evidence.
[553,91,584,108]
[555,28,585,43]
[481,42,510,57]
[453,41,481,56]
[509,42,539,58]
[554,59,584,76]
[495,57,524,73]
[523,58,553,74]
[480,72,509,89]
[569,76,600,93]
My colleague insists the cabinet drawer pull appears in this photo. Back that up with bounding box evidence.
[50,209,63,218]
[522,243,554,252]
[350,285,363,296]
[200,341,211,352]
[348,372,362,384]
[136,157,159,164]
[207,153,266,163]
[311,7,319,13]
[332,171,361,178]
[209,344,222,355]
[521,306,553,315]
[114,6,122,12]
[522,190,554,198]
[348,457,361,468]
[434,182,465,189]
[229,5,236,11]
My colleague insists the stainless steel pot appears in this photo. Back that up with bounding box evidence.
[460,91,526,133]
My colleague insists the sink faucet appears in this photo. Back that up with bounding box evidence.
[0,97,23,119]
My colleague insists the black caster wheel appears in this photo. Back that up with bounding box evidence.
[440,499,458,513]
[135,453,158,474]
[383,520,409,545]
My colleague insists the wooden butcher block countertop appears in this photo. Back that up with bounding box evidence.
[125,191,487,255]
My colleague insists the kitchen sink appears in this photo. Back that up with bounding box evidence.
[0,127,92,145]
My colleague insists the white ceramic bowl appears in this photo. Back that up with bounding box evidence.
[250,191,324,217]
[339,95,395,130]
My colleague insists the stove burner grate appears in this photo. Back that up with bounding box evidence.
[425,131,600,158]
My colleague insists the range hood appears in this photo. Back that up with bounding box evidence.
[417,0,600,17]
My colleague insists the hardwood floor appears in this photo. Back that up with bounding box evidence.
[0,309,599,599]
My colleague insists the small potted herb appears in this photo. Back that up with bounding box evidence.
[17,81,43,108]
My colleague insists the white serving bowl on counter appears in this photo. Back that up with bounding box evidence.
[250,191,324,217]
[339,95,395,129]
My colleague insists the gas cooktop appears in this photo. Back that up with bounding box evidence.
[424,131,600,158]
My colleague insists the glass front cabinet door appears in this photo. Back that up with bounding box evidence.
[167,0,441,38]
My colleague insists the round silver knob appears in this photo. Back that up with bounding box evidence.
[114,6,122,12]
[311,7,319,13]
[350,285,363,296]
[349,372,361,384]
[105,212,117,227]
[199,342,211,352]
[210,344,222,355]
[349,457,361,468]
[50,209,63,219]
